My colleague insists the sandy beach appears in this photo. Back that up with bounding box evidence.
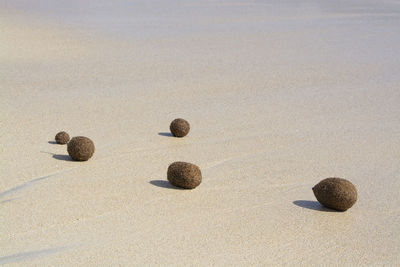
[1,0,400,265]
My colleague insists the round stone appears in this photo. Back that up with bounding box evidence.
[67,136,95,161]
[312,177,357,211]
[170,118,190,137]
[55,131,70,144]
[167,161,202,189]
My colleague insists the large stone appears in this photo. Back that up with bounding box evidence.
[167,161,202,189]
[312,177,357,211]
[67,136,95,161]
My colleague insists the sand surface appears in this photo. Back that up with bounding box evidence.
[1,0,400,265]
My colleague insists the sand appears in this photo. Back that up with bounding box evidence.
[1,0,400,265]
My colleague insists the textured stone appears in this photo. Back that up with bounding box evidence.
[167,161,202,189]
[55,131,70,144]
[170,118,190,137]
[67,136,95,161]
[312,177,357,211]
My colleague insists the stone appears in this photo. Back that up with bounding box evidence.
[312,177,357,211]
[167,161,202,189]
[170,118,190,137]
[55,131,70,144]
[67,136,95,161]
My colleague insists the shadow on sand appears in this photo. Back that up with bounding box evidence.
[41,151,73,162]
[149,180,183,190]
[158,132,173,137]
[52,154,73,162]
[293,200,337,212]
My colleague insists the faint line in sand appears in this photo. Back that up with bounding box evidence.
[0,169,76,198]
[0,247,68,265]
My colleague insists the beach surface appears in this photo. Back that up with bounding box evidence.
[1,0,400,265]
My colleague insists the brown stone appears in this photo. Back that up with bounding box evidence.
[167,161,202,189]
[170,118,190,137]
[312,177,357,211]
[55,131,70,144]
[67,136,95,161]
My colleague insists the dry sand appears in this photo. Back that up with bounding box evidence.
[1,0,400,265]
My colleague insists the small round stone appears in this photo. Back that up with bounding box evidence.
[312,177,357,211]
[67,136,95,161]
[55,131,70,144]
[170,118,190,137]
[167,161,202,189]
